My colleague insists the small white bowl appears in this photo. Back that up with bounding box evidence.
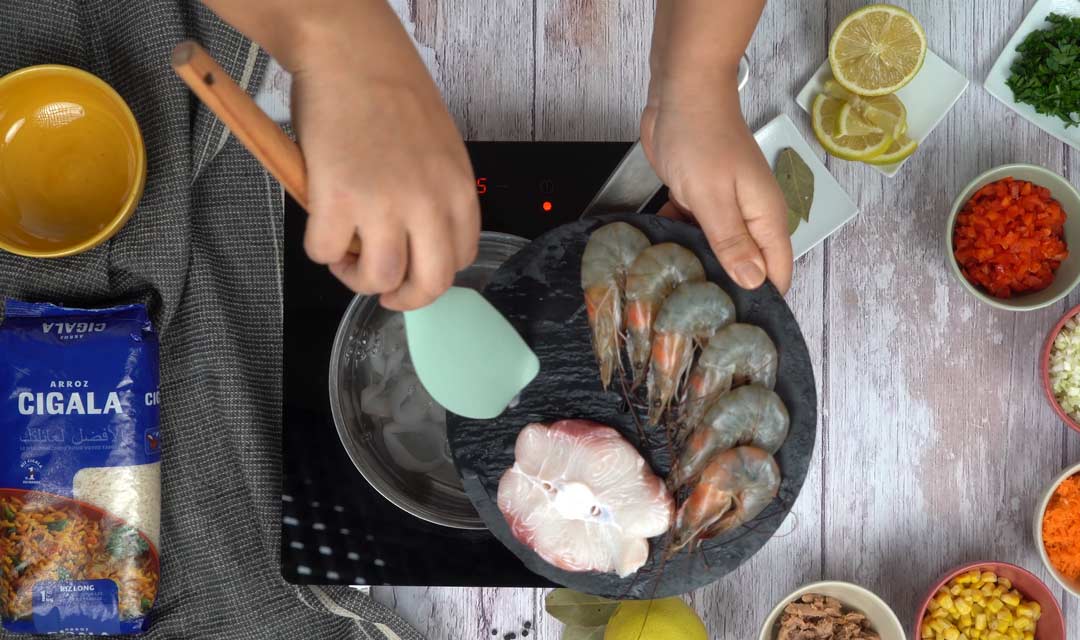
[1034,461,1080,598]
[757,581,905,640]
[945,163,1080,311]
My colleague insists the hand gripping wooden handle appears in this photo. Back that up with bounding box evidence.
[171,40,362,255]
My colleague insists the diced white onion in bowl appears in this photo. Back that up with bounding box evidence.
[1051,318,1080,420]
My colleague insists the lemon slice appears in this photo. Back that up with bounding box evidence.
[863,97,908,138]
[865,135,918,165]
[829,5,927,96]
[836,104,881,136]
[836,96,908,139]
[825,79,902,138]
[822,79,855,102]
[812,94,893,161]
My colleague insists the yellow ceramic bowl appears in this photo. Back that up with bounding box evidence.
[0,65,146,258]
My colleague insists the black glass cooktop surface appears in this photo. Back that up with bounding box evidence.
[281,142,665,587]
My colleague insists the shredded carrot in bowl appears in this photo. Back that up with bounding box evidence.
[1043,475,1080,581]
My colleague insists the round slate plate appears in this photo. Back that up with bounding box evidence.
[446,214,818,599]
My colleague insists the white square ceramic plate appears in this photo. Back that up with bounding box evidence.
[985,0,1080,148]
[753,113,858,259]
[795,50,970,177]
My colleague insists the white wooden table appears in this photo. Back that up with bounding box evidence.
[362,1,1080,637]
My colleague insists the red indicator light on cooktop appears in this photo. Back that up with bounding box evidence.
[542,201,553,212]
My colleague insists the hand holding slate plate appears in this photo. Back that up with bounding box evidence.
[445,214,817,599]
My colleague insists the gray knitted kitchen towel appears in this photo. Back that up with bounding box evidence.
[0,2,424,639]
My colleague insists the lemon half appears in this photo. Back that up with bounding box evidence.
[604,599,707,640]
[829,4,927,96]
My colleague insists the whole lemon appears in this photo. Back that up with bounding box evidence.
[603,598,707,640]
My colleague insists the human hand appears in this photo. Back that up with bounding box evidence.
[292,63,479,310]
[640,72,791,294]
[292,26,479,310]
[205,0,481,311]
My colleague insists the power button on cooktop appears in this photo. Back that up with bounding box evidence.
[538,179,555,194]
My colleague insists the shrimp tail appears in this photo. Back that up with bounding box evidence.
[585,285,621,390]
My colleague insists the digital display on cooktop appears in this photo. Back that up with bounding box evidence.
[475,175,554,212]
[281,142,664,587]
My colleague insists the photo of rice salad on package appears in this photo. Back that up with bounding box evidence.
[0,300,161,636]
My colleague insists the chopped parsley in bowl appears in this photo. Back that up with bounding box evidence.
[1007,13,1080,129]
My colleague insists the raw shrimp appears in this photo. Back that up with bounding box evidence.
[680,323,778,431]
[669,385,789,489]
[581,222,652,390]
[647,281,735,425]
[624,244,705,387]
[669,446,780,553]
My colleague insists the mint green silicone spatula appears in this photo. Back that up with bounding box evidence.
[404,287,540,419]
[170,44,538,419]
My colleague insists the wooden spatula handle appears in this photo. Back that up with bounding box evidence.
[171,40,362,255]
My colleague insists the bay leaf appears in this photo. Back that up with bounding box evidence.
[788,206,801,236]
[562,625,606,640]
[774,147,814,228]
[545,589,619,628]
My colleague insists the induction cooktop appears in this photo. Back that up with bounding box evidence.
[281,142,667,587]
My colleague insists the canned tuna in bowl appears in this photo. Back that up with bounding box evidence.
[329,232,529,529]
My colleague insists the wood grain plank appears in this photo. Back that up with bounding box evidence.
[412,0,535,140]
[822,0,1074,635]
[534,0,653,141]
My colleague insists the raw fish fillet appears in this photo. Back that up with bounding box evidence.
[497,420,673,578]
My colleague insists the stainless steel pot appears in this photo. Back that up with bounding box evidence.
[329,232,529,529]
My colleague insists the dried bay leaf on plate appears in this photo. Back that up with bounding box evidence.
[545,589,619,628]
[777,147,814,221]
[774,147,814,236]
[788,207,802,236]
[562,625,606,640]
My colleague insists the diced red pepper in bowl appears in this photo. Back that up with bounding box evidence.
[953,177,1068,299]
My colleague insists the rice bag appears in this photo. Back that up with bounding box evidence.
[0,300,161,635]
